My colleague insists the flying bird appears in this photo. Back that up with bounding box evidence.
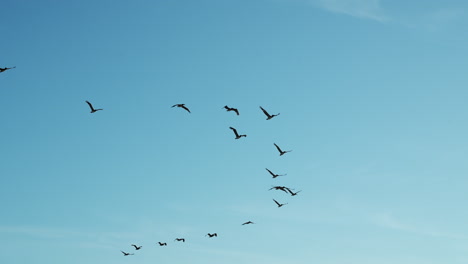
[0,66,15,73]
[158,242,167,246]
[273,199,288,208]
[269,186,293,194]
[131,244,142,250]
[260,106,280,120]
[223,105,239,115]
[121,251,134,256]
[85,101,103,113]
[229,127,247,139]
[172,104,191,113]
[274,143,292,156]
[174,238,185,242]
[206,233,217,238]
[287,189,302,196]
[242,221,255,225]
[266,168,286,178]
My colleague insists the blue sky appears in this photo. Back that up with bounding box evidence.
[1,0,468,263]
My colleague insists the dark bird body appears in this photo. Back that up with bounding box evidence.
[172,104,191,113]
[158,242,167,246]
[260,106,280,120]
[242,221,255,225]
[0,66,15,73]
[85,101,103,113]
[131,244,142,250]
[121,251,134,256]
[229,127,247,139]
[174,238,185,242]
[266,168,286,178]
[206,233,217,238]
[224,105,239,115]
[274,143,292,156]
[273,199,288,208]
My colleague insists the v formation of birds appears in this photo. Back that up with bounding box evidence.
[1,67,300,257]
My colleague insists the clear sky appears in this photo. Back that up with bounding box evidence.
[1,0,468,263]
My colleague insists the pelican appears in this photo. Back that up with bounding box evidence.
[273,199,288,208]
[229,127,247,139]
[274,143,292,156]
[206,233,217,238]
[287,189,302,196]
[242,221,255,225]
[158,242,167,246]
[0,66,15,73]
[174,238,185,242]
[269,186,294,194]
[85,101,103,113]
[266,168,286,178]
[121,251,134,256]
[131,244,142,250]
[260,106,279,120]
[172,104,191,113]
[223,105,239,115]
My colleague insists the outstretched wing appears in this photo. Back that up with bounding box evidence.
[274,143,283,153]
[273,199,281,206]
[265,168,275,177]
[260,106,270,117]
[229,127,240,137]
[181,105,191,113]
[233,108,239,115]
[86,101,95,111]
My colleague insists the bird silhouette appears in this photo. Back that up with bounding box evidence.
[174,238,185,242]
[287,189,302,196]
[85,101,103,113]
[273,199,288,208]
[269,186,293,193]
[242,221,255,225]
[0,66,15,73]
[266,168,286,178]
[223,105,239,115]
[260,106,280,120]
[131,244,142,250]
[121,251,134,256]
[229,127,247,139]
[206,233,217,238]
[172,104,191,113]
[274,143,292,156]
[158,242,167,246]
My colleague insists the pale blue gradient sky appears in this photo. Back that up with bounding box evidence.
[1,0,468,263]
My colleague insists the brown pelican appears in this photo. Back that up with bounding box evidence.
[274,143,292,156]
[172,104,191,113]
[158,242,167,246]
[260,106,280,120]
[273,199,288,208]
[229,127,247,139]
[224,105,239,115]
[174,238,185,242]
[206,233,217,238]
[85,101,103,113]
[266,168,286,178]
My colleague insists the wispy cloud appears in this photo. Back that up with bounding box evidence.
[314,0,389,22]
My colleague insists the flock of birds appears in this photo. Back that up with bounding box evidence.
[84,101,301,256]
[1,67,301,257]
